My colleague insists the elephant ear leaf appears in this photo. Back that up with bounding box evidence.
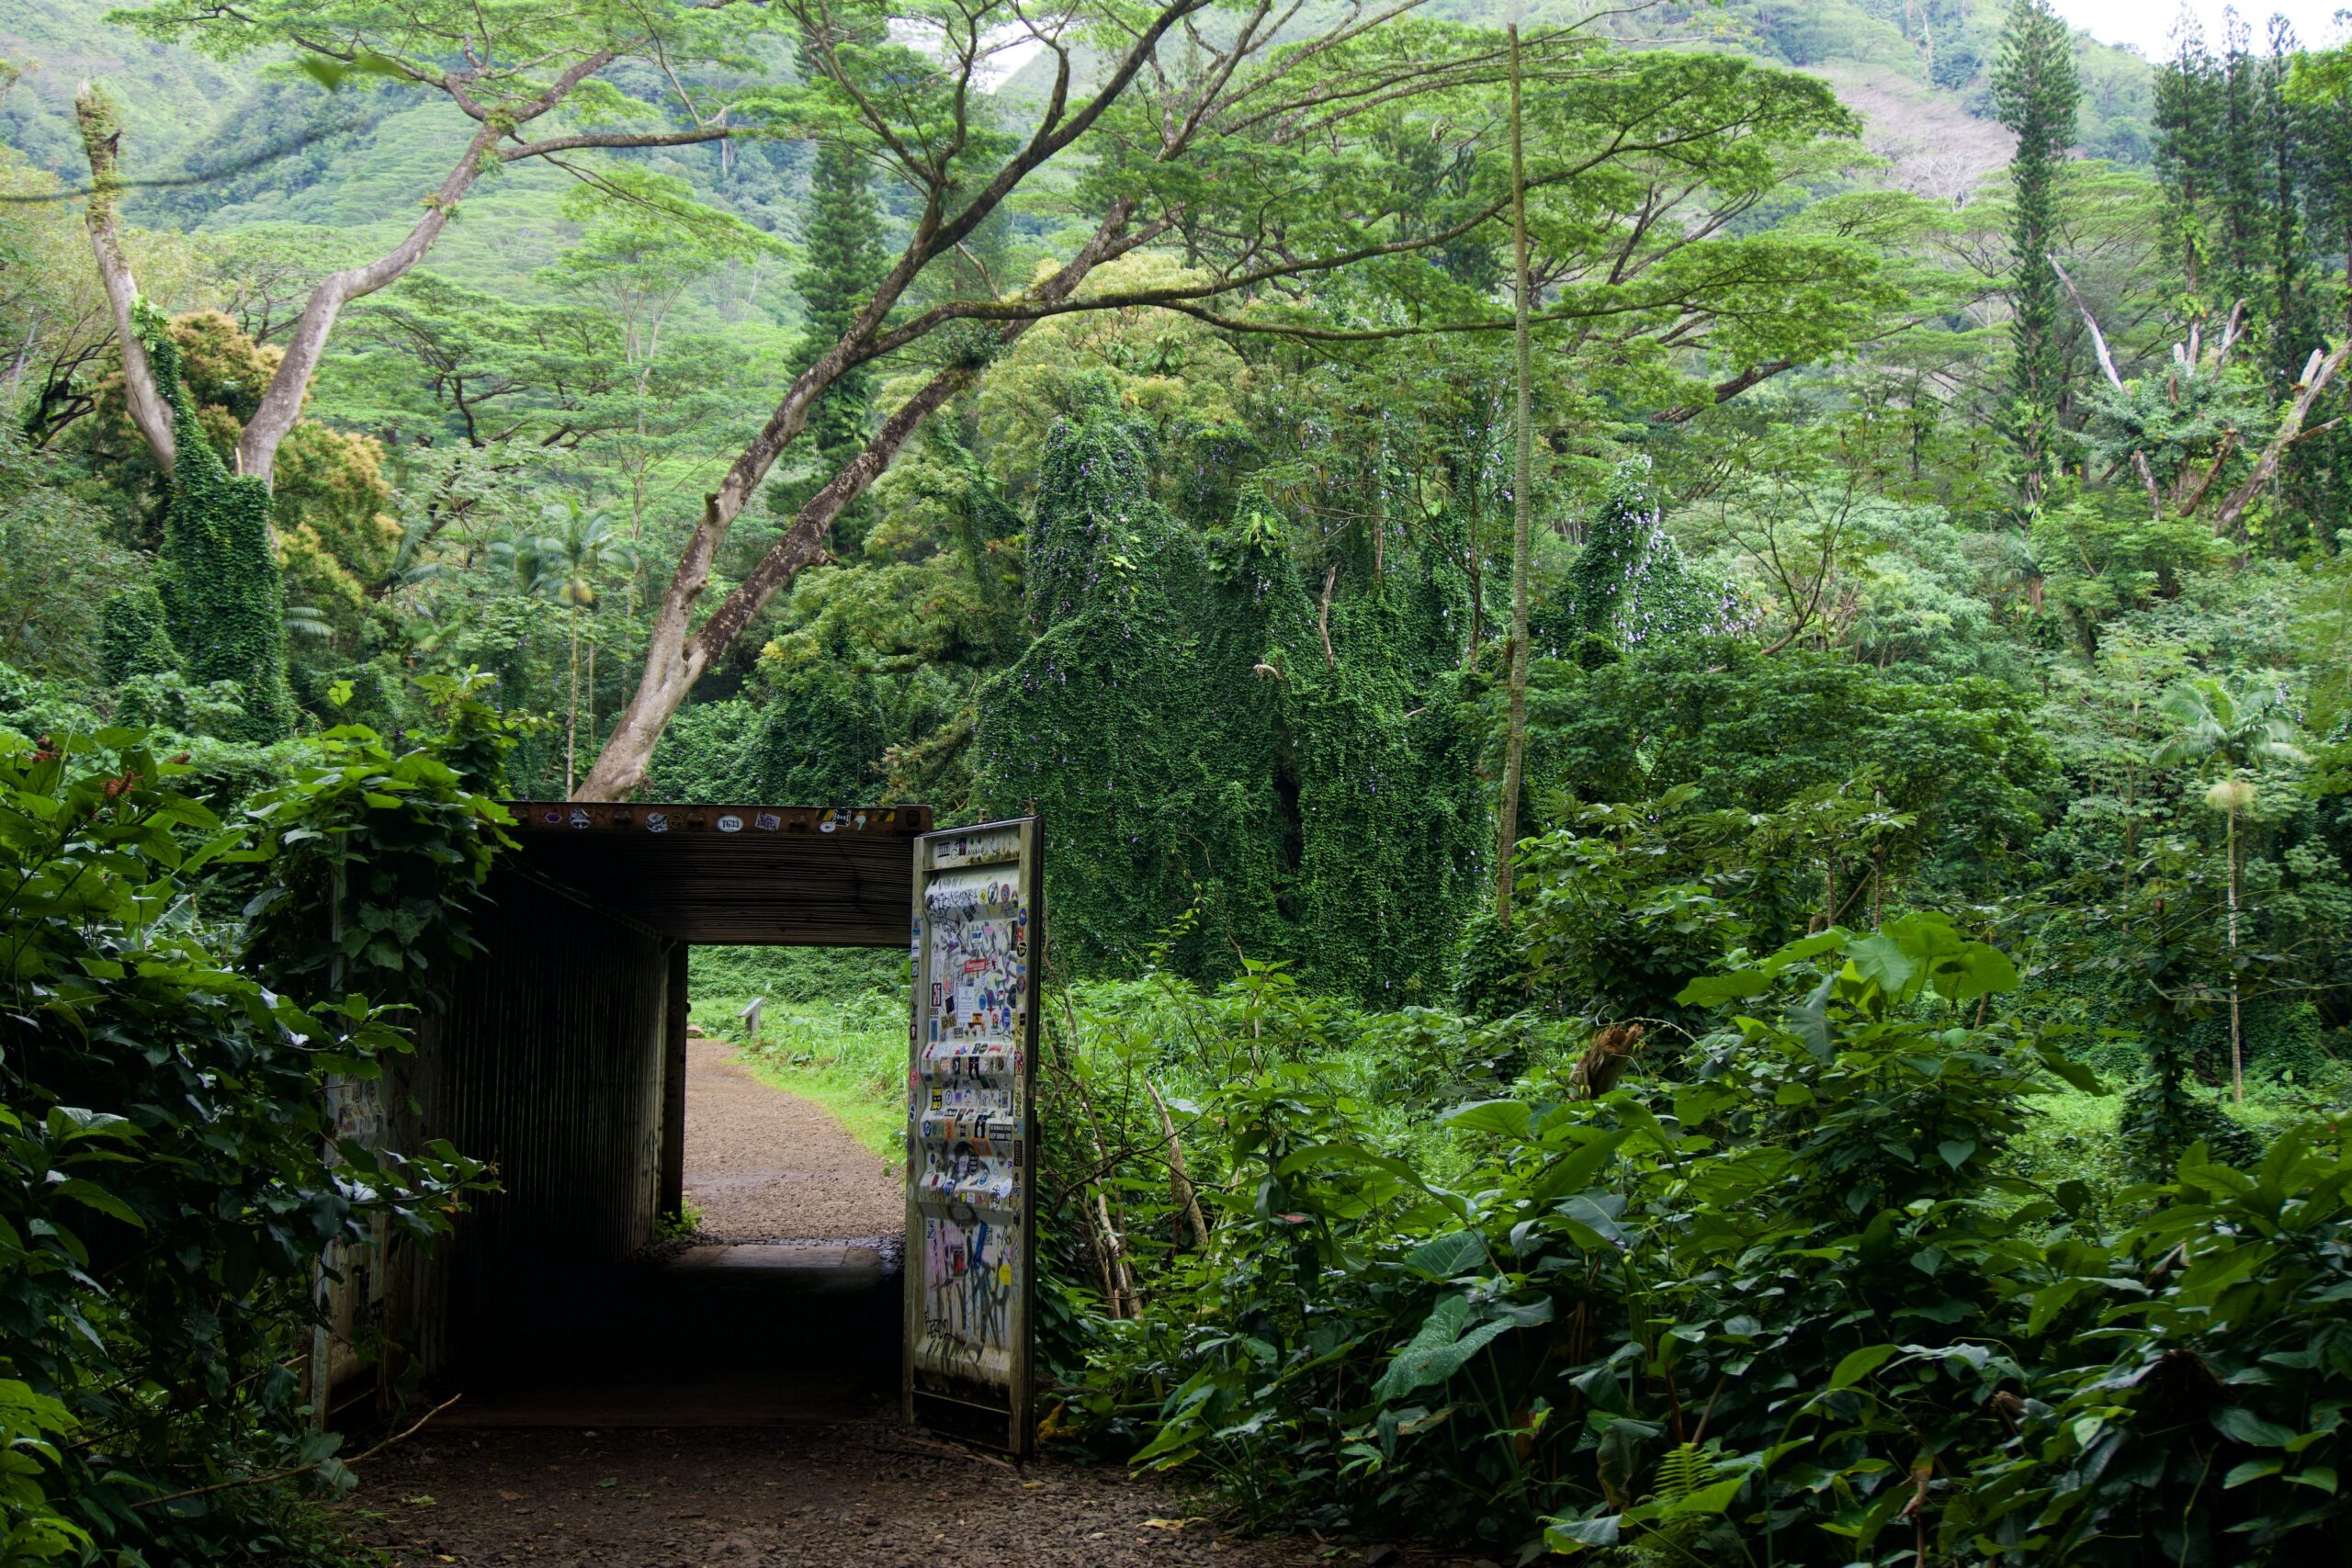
[1372,1296,1515,1401]
[1406,1230,1487,1280]
[1786,973,1837,1064]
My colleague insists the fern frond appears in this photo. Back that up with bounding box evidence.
[1653,1441,1718,1505]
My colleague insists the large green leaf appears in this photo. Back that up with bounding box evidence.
[1371,1296,1517,1402]
[1787,973,1838,1064]
[1826,1343,1899,1391]
[1406,1230,1488,1279]
[1442,1100,1532,1139]
[2212,1406,2298,1448]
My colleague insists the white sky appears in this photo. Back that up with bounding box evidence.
[2052,0,2349,58]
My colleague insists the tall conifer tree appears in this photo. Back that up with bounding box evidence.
[2154,17,2220,299]
[1993,0,2079,507]
[2260,18,2312,388]
[2215,15,2266,296]
[789,137,884,507]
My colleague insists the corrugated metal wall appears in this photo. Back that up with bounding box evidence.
[401,868,673,1377]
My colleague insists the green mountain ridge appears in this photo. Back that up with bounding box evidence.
[4,0,2159,254]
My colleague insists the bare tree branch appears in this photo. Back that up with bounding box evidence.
[2213,341,2352,536]
[74,85,174,471]
[2050,255,2123,391]
[2051,253,2165,516]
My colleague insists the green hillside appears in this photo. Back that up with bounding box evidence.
[6,0,2162,248]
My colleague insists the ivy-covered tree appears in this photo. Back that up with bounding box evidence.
[146,321,293,742]
[978,409,1481,996]
[97,587,177,686]
[1566,457,1737,654]
[1992,0,2080,507]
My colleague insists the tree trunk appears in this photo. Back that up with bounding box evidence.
[576,203,1145,800]
[565,611,582,797]
[2212,340,2352,536]
[235,117,512,484]
[1145,1078,1207,1250]
[76,45,684,486]
[1492,24,1535,925]
[2227,797,2243,1104]
[74,87,175,471]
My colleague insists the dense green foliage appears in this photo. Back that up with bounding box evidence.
[1035,916,2352,1565]
[10,0,2352,1561]
[974,411,1484,996]
[0,724,496,1562]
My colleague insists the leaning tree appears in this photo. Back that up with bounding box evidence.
[573,0,1902,797]
[80,0,756,488]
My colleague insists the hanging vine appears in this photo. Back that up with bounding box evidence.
[143,311,294,742]
[977,408,1485,998]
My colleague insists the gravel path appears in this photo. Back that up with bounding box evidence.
[683,1038,901,1241]
[341,1425,1475,1568]
[337,1047,1478,1565]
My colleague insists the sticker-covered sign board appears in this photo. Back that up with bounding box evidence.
[904,818,1039,1452]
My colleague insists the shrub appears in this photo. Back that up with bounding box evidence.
[0,726,491,1560]
[1072,907,2352,1562]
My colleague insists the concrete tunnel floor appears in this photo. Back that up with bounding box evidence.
[681,1036,902,1246]
[432,1035,906,1428]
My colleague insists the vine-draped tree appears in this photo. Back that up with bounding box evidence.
[577,6,1904,797]
[137,315,295,741]
[1992,0,2080,507]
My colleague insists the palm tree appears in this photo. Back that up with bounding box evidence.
[2154,676,2309,1102]
[496,502,640,795]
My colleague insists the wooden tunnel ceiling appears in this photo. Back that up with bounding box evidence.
[499,801,933,947]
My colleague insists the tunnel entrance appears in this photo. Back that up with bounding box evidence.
[338,802,1043,1450]
[324,802,955,1434]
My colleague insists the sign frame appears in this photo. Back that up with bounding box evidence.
[902,817,1041,1453]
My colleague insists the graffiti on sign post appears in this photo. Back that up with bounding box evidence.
[905,819,1038,1450]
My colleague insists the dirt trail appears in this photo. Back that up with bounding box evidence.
[683,1037,900,1241]
[344,1424,1473,1567]
[340,1049,1476,1565]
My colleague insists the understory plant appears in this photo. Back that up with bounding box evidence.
[1060,910,2352,1565]
[0,725,494,1562]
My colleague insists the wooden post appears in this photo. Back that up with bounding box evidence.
[659,942,689,1218]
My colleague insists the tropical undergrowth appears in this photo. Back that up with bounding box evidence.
[0,694,510,1564]
[1042,911,2352,1565]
